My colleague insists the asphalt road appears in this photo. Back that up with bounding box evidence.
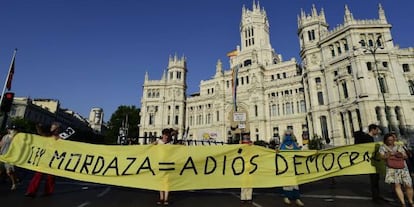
[0,169,404,207]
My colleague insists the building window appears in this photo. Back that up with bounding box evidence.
[285,102,293,115]
[317,91,324,105]
[320,116,329,141]
[343,40,349,51]
[330,45,335,57]
[315,77,321,83]
[347,66,352,74]
[271,104,277,116]
[378,76,387,93]
[255,105,258,117]
[359,40,366,47]
[408,80,414,95]
[366,62,372,71]
[169,72,173,80]
[368,39,374,47]
[308,30,315,41]
[300,100,306,113]
[336,42,342,55]
[342,82,349,99]
[382,62,388,68]
[403,64,410,72]
[207,113,211,124]
[177,71,182,79]
[149,114,154,125]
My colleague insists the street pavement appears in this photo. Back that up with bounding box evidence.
[0,169,404,207]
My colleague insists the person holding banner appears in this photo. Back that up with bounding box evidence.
[278,130,305,207]
[25,122,61,197]
[154,128,172,205]
[379,133,414,207]
[240,133,253,204]
[0,124,20,191]
[354,124,382,202]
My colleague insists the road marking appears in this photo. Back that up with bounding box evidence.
[302,194,371,200]
[77,201,90,207]
[97,187,111,198]
[200,189,382,202]
[57,181,102,187]
[230,192,263,207]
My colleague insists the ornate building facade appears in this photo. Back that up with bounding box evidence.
[139,3,414,146]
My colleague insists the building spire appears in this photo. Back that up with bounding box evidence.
[311,4,317,16]
[161,69,166,80]
[378,3,387,22]
[344,5,354,23]
[215,59,223,77]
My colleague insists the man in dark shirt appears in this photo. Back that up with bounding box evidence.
[354,124,381,202]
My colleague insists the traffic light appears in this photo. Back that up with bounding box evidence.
[1,92,15,112]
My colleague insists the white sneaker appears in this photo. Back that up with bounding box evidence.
[283,197,291,204]
[295,199,304,206]
[11,184,16,191]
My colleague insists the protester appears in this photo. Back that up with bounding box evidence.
[391,132,414,179]
[379,133,414,206]
[0,125,20,191]
[154,128,172,205]
[354,124,382,202]
[240,133,253,204]
[278,130,304,207]
[25,122,61,197]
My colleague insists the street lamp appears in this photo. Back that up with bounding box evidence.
[359,35,389,133]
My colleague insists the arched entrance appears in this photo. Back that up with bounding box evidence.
[227,107,250,144]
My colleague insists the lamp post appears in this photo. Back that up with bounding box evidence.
[359,35,389,133]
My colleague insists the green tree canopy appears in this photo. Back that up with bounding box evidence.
[105,105,140,144]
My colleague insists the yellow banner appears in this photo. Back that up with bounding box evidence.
[0,133,384,191]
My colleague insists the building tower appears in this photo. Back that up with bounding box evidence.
[89,107,104,133]
[297,5,329,143]
[139,55,187,139]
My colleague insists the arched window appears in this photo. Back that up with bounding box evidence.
[320,116,329,140]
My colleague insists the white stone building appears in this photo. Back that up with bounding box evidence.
[139,3,414,146]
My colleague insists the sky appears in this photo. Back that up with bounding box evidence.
[0,0,412,122]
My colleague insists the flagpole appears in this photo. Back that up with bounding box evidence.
[0,49,17,131]
[0,49,17,105]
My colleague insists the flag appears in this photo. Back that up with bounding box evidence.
[6,50,16,91]
[232,65,239,111]
[226,50,238,57]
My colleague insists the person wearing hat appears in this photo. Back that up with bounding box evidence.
[278,129,304,206]
[0,124,19,190]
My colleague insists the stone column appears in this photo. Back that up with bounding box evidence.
[388,106,399,134]
[378,107,388,132]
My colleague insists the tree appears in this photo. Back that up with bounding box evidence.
[9,117,36,134]
[105,105,140,144]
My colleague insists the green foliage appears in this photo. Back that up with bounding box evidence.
[105,105,140,144]
[10,117,36,134]
[308,134,324,150]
